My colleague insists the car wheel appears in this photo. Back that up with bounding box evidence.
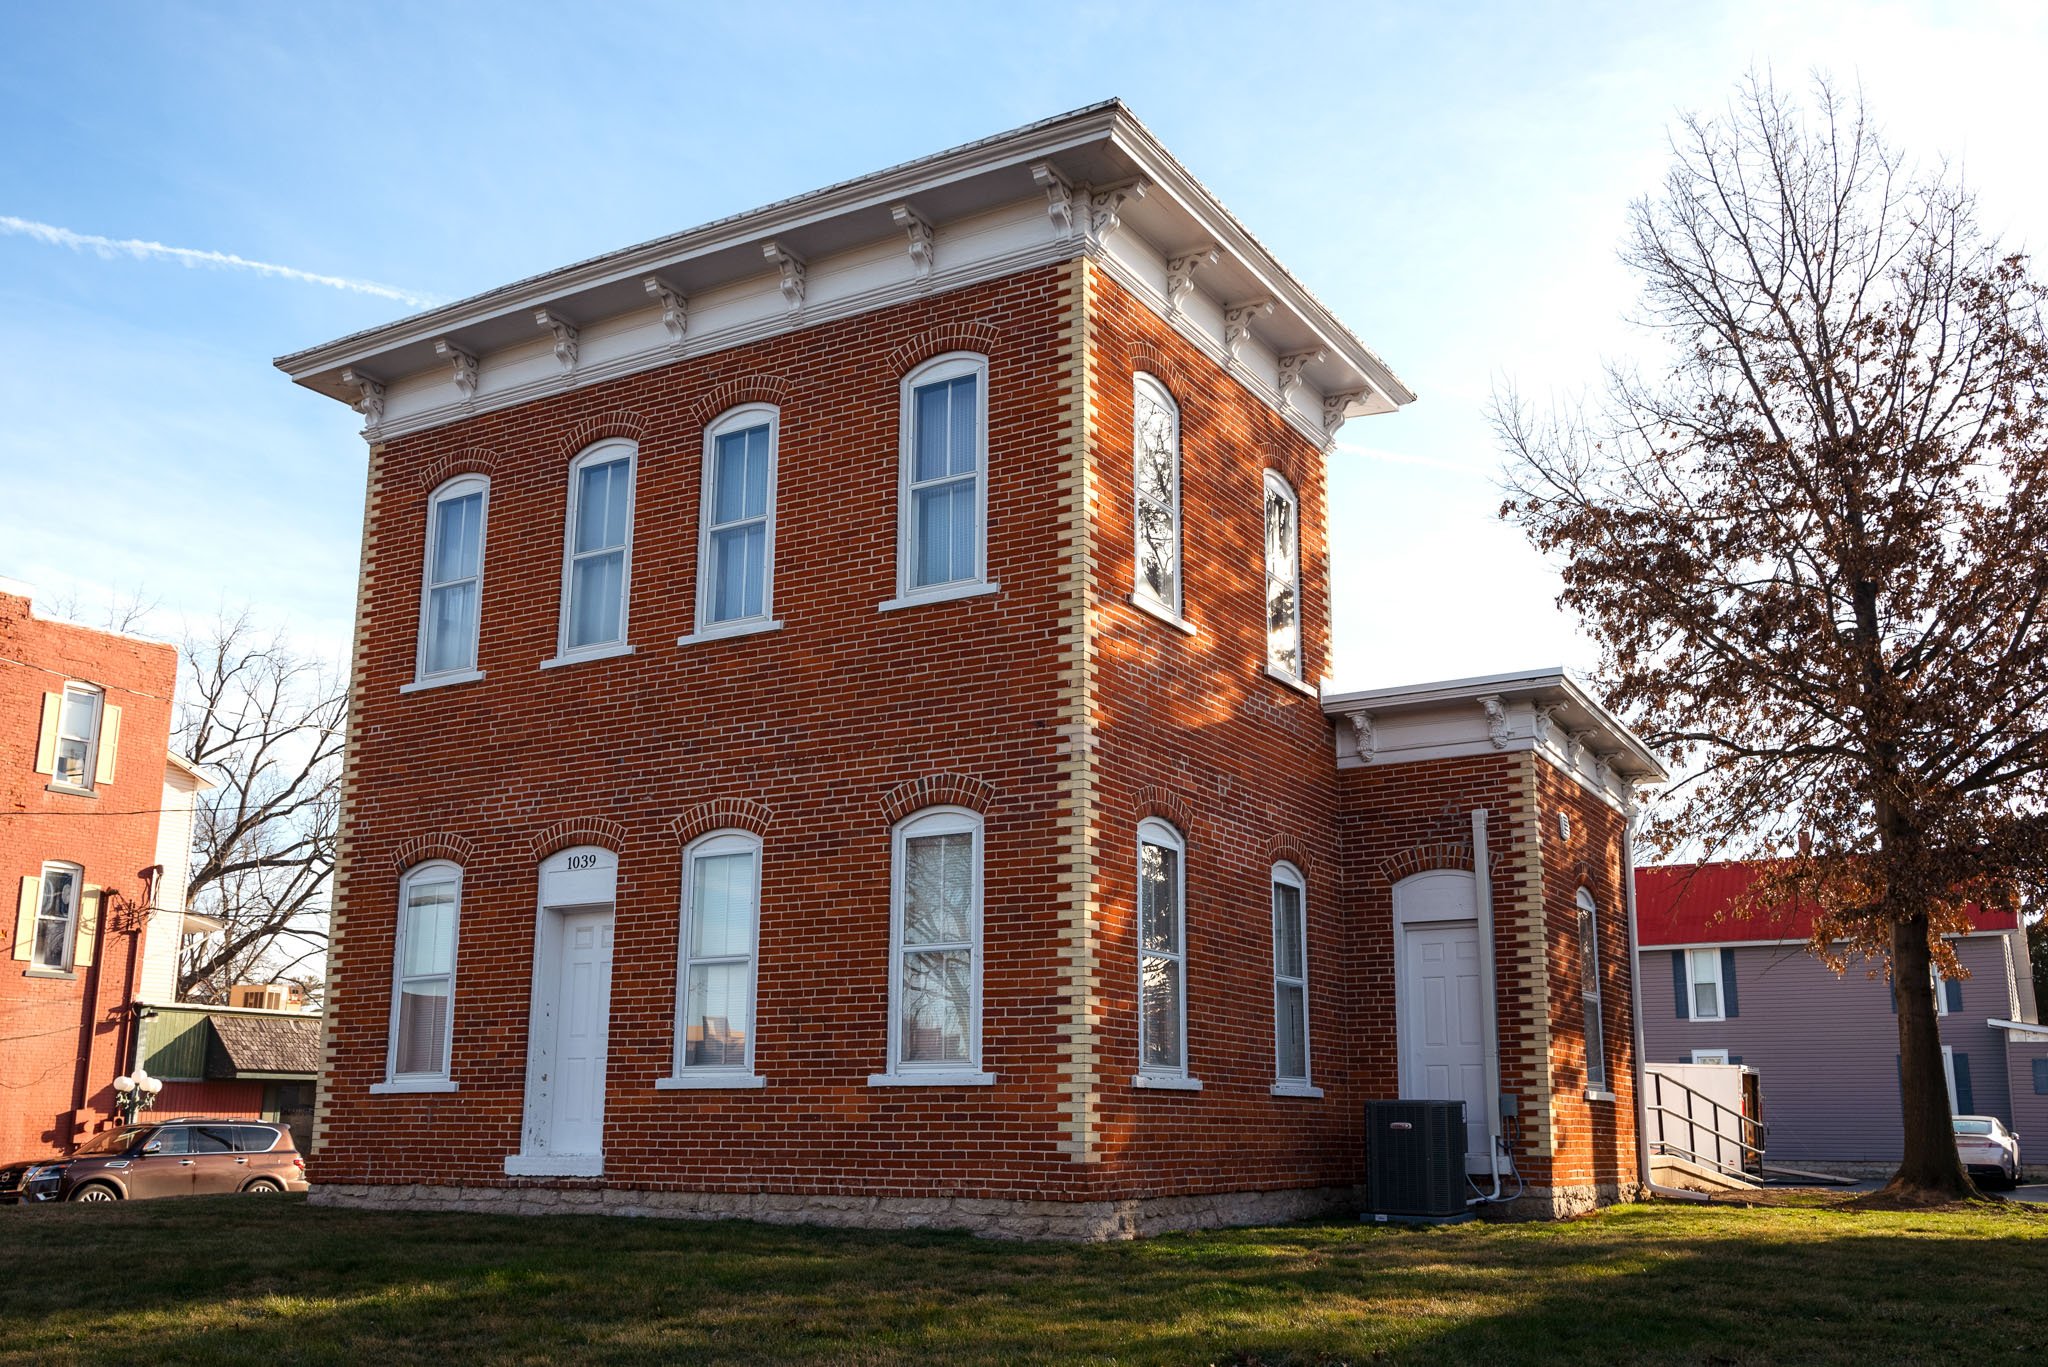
[70,1184,119,1203]
[244,1179,281,1194]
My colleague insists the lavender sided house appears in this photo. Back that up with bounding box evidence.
[1637,862,2048,1172]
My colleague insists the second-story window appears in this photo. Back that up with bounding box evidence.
[897,353,988,601]
[1264,472,1302,678]
[560,440,636,657]
[1132,374,1182,617]
[697,406,778,634]
[54,685,105,789]
[419,476,488,680]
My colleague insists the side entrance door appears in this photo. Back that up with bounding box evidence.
[546,910,613,1159]
[1400,920,1490,1173]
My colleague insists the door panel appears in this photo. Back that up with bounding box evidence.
[547,911,613,1157]
[124,1127,193,1199]
[1402,921,1490,1172]
[188,1125,244,1194]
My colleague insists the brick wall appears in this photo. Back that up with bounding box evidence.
[0,590,178,1158]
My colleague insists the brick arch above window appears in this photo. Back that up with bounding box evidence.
[390,832,477,873]
[528,817,629,860]
[1261,443,1310,499]
[687,375,794,429]
[1123,342,1191,398]
[556,410,648,459]
[670,798,776,846]
[1266,838,1316,882]
[1132,785,1198,841]
[885,320,1005,376]
[1378,840,1475,885]
[415,448,500,492]
[879,773,998,824]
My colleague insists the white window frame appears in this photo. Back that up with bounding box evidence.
[52,684,103,791]
[1130,372,1185,623]
[1270,860,1318,1096]
[1932,966,1950,1016]
[1263,470,1304,682]
[884,352,994,611]
[686,405,782,643]
[410,474,489,689]
[1578,888,1610,1096]
[1690,1049,1731,1065]
[872,806,990,1086]
[549,438,638,666]
[1686,947,1725,1022]
[662,829,767,1088]
[375,860,462,1093]
[1134,817,1197,1088]
[33,860,83,971]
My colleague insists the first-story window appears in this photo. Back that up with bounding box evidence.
[1577,889,1608,1091]
[1271,862,1310,1085]
[885,807,983,1076]
[389,862,461,1082]
[1685,947,1724,1021]
[1137,819,1188,1078]
[1264,472,1302,678]
[30,861,82,970]
[698,406,778,632]
[677,831,761,1073]
[559,440,636,655]
[419,476,488,679]
[898,353,988,598]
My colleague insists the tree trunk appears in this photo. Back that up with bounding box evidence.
[1886,911,1976,1198]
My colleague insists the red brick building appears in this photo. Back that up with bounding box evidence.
[1,582,208,1161]
[278,102,1664,1234]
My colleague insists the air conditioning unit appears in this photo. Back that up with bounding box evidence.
[1364,1099,1470,1224]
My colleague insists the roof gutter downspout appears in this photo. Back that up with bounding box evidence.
[1624,809,1709,1202]
[1471,808,1505,1202]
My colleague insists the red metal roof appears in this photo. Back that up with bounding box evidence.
[1635,861,2018,947]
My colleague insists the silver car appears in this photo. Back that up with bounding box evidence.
[1954,1116,2022,1190]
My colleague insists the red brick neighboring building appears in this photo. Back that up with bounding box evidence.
[278,101,1664,1234]
[0,582,203,1161]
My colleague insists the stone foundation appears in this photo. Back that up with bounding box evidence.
[1481,1181,1637,1221]
[309,1181,1358,1242]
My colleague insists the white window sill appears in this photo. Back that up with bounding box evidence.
[1689,1015,1727,1025]
[540,643,635,670]
[369,1078,459,1095]
[1263,665,1319,699]
[1270,1082,1325,1099]
[1132,1074,1203,1092]
[22,965,77,980]
[400,668,485,694]
[867,1070,996,1087]
[1128,593,1197,636]
[44,782,96,798]
[1584,1088,1617,1103]
[876,580,1000,613]
[677,618,784,647]
[503,1153,602,1177]
[656,1072,767,1090]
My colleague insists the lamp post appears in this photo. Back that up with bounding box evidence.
[112,1069,164,1126]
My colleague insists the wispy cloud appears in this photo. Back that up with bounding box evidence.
[0,215,439,308]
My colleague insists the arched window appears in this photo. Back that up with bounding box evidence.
[875,806,988,1084]
[1131,373,1182,618]
[1271,861,1311,1088]
[890,353,990,606]
[1136,818,1190,1083]
[554,438,636,661]
[415,475,488,683]
[1577,888,1608,1093]
[672,830,764,1082]
[381,861,462,1089]
[1264,471,1302,678]
[693,406,779,638]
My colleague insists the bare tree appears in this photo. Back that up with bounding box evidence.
[1497,74,2048,1199]
[176,612,345,1006]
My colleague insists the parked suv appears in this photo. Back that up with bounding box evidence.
[0,1118,308,1204]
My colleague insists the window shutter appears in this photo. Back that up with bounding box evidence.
[13,876,39,961]
[1720,948,1740,1018]
[1729,1055,1744,1065]
[1943,975,1963,1015]
[34,693,61,774]
[75,886,103,968]
[2033,1058,2048,1096]
[1672,950,1689,1019]
[1952,1052,1974,1115]
[1889,978,1898,1013]
[94,706,121,785]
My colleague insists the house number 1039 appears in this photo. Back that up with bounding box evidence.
[565,853,601,871]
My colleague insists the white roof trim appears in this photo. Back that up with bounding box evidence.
[1989,1018,2048,1037]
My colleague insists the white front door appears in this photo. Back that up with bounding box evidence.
[1401,920,1489,1172]
[547,909,613,1157]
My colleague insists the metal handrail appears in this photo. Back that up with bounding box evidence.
[1643,1069,1763,1181]
[1644,1105,1764,1157]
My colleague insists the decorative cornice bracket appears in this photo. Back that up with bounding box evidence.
[890,203,935,280]
[1030,161,1076,238]
[761,240,808,312]
[534,309,580,370]
[1277,348,1326,402]
[1165,245,1219,314]
[641,275,687,345]
[1479,695,1509,749]
[1347,711,1376,762]
[1223,299,1274,364]
[1084,177,1149,247]
[340,367,386,425]
[1322,388,1367,439]
[433,337,480,398]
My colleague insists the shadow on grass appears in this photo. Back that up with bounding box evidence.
[1,1197,2044,1365]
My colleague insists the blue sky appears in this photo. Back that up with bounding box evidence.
[5,1,2045,688]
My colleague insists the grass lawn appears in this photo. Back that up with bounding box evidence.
[2,1194,2043,1365]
